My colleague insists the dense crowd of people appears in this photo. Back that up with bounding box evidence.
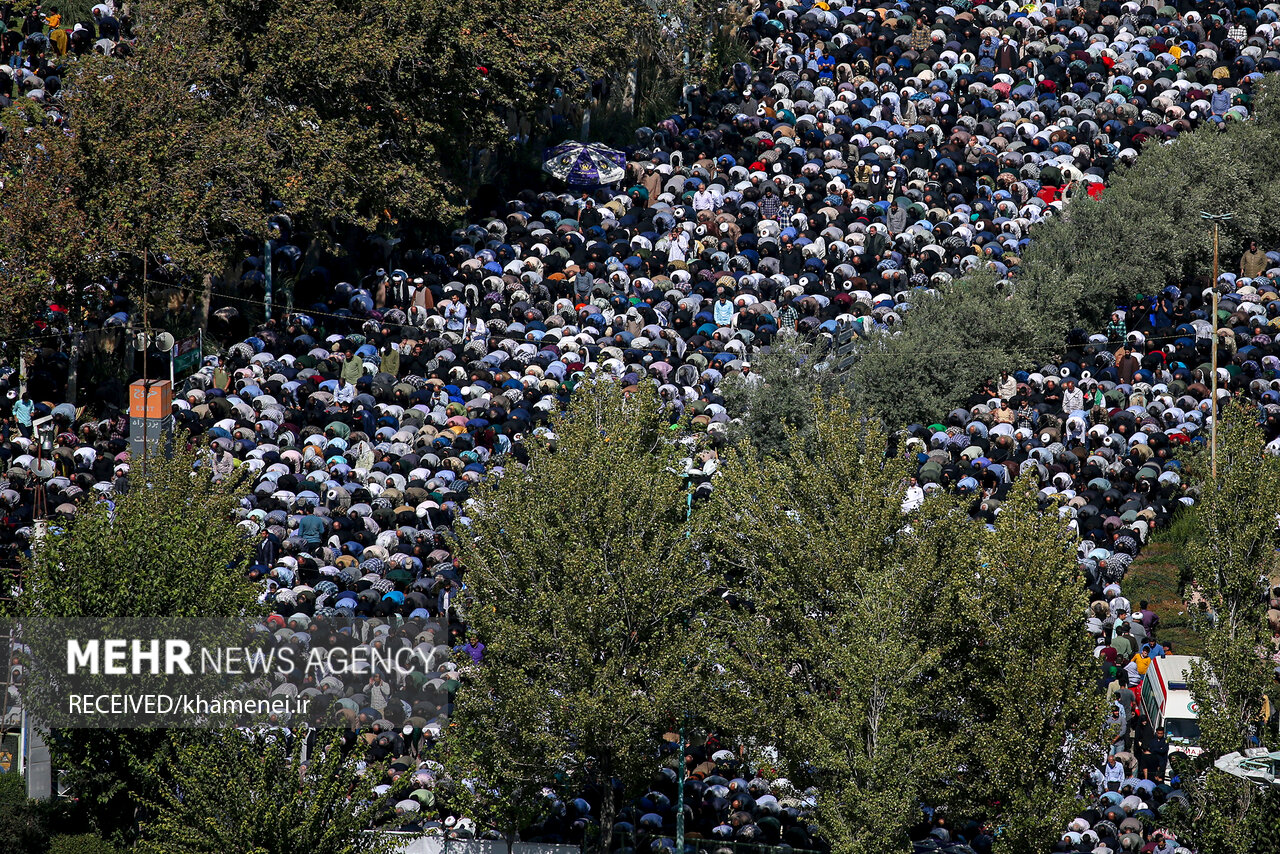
[7,0,1280,848]
[1,0,128,93]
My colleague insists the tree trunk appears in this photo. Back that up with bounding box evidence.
[597,773,617,854]
[624,63,638,117]
[199,272,214,335]
[67,329,80,406]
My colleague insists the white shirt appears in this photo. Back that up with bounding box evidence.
[1063,387,1085,413]
[664,232,689,263]
[692,189,718,211]
[902,485,925,512]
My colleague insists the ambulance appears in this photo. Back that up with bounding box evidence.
[1139,654,1203,759]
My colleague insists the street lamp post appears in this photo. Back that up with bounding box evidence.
[1200,210,1234,481]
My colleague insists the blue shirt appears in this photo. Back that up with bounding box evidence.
[297,514,327,544]
[713,299,734,327]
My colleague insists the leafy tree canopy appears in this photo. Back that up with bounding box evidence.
[453,381,744,853]
[139,730,410,854]
[0,0,645,335]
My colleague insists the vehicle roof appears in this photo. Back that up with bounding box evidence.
[1154,654,1198,682]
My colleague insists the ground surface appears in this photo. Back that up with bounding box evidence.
[1121,513,1204,656]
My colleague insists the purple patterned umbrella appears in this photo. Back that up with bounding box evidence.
[542,141,627,186]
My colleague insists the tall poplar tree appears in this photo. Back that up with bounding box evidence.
[452,381,740,854]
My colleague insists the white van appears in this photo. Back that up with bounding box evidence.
[1140,654,1203,759]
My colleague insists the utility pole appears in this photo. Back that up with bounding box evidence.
[132,258,173,474]
[264,238,274,322]
[22,422,51,799]
[142,256,150,475]
[1200,211,1234,481]
[66,283,81,407]
[675,725,686,854]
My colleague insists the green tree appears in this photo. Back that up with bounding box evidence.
[20,438,254,621]
[15,439,256,844]
[0,109,96,340]
[453,380,737,854]
[932,478,1105,852]
[717,332,847,456]
[1010,76,1280,329]
[1168,768,1271,854]
[702,402,1103,853]
[440,679,563,853]
[698,400,956,854]
[0,46,270,340]
[0,770,80,854]
[1184,402,1280,758]
[139,730,408,854]
[49,835,122,854]
[1154,404,1280,853]
[0,0,645,336]
[641,0,750,101]
[849,271,1057,429]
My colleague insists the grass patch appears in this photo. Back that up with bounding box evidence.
[1122,508,1204,656]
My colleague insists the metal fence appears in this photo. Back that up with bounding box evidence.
[382,834,817,854]
[614,831,821,854]
[685,839,821,854]
[383,837,579,854]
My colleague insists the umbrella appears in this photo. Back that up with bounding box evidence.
[543,142,627,186]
